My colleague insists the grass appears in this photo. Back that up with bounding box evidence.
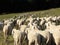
[0,8,60,20]
[0,31,14,45]
[0,8,60,45]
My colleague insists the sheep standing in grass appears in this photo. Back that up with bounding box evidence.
[35,28,51,45]
[45,21,60,45]
[25,22,51,45]
[12,28,27,45]
[12,28,22,45]
[27,30,42,45]
[25,25,42,45]
[3,19,15,42]
[33,22,52,45]
[3,22,13,42]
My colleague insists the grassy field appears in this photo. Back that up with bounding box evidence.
[0,8,60,20]
[0,8,60,45]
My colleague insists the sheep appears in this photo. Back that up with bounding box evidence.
[46,29,60,45]
[17,18,27,28]
[3,19,10,25]
[45,21,60,30]
[26,23,51,45]
[27,30,42,45]
[12,28,27,45]
[16,19,21,26]
[20,25,27,32]
[3,20,15,42]
[3,22,13,42]
[34,27,51,45]
[12,28,21,45]
[44,16,52,22]
[26,15,34,23]
[2,15,60,45]
[45,21,60,45]
[40,18,46,25]
[25,24,42,45]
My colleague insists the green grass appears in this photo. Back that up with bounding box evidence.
[0,8,60,20]
[0,31,14,45]
[0,8,60,45]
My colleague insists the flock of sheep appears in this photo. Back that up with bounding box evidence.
[2,15,60,45]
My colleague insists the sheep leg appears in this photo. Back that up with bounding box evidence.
[29,41,31,45]
[18,39,22,45]
[13,39,16,45]
[55,39,60,45]
[35,41,38,45]
[4,33,7,42]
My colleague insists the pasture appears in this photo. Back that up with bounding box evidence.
[0,8,60,45]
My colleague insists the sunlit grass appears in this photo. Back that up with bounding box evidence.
[0,8,60,20]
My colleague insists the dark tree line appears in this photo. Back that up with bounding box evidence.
[0,0,60,14]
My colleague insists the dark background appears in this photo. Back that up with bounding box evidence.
[0,0,60,14]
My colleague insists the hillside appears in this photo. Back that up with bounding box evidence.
[0,8,60,20]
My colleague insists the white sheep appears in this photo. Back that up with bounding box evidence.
[45,21,60,45]
[26,23,51,45]
[27,30,41,45]
[3,22,13,42]
[12,28,27,45]
[20,25,27,32]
